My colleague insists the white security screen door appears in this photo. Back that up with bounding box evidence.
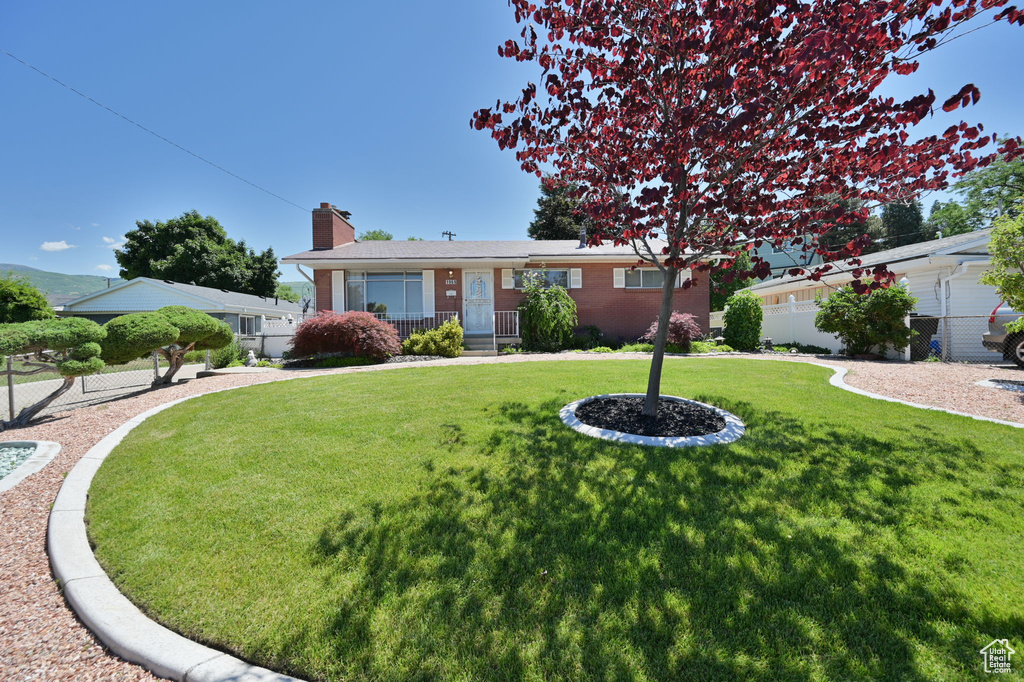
[462,270,494,333]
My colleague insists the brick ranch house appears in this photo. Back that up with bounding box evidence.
[281,203,710,350]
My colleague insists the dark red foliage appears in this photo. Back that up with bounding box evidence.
[290,311,401,360]
[642,312,702,351]
[472,0,1023,291]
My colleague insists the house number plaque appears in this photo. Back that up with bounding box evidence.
[445,279,458,285]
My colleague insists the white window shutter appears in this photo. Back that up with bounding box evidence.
[331,269,345,311]
[502,269,514,289]
[676,270,690,288]
[613,268,625,288]
[570,268,582,289]
[422,270,435,316]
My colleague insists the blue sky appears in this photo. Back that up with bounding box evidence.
[2,2,1021,277]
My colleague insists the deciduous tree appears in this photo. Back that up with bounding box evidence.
[116,211,279,297]
[473,0,1022,416]
[358,229,394,241]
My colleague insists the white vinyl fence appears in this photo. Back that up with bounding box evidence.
[710,297,846,353]
[711,297,1002,363]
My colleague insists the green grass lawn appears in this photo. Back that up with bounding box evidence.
[86,359,1024,681]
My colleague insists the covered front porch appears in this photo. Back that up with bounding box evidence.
[366,310,520,353]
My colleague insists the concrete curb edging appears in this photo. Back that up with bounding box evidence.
[560,393,745,447]
[46,356,1023,682]
[823,363,1024,429]
[48,387,304,682]
[0,440,62,494]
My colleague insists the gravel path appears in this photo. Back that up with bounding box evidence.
[1,355,1021,680]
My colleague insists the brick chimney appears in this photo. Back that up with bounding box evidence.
[312,202,356,250]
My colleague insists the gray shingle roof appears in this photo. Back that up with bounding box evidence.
[63,277,304,314]
[149,278,305,312]
[747,228,993,291]
[282,239,676,262]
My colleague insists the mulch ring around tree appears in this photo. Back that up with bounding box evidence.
[574,396,726,438]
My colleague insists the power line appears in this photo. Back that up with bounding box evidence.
[1,48,309,214]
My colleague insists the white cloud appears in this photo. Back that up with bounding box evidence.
[40,240,76,252]
[102,236,125,249]
[29,256,38,261]
[90,223,100,227]
[95,264,114,272]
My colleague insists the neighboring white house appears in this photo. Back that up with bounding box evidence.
[711,229,1002,360]
[58,277,305,335]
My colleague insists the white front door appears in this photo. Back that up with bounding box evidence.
[462,270,493,333]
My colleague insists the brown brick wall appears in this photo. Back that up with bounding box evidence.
[312,203,356,250]
[310,263,710,341]
[314,270,334,312]
[434,268,462,315]
[493,263,710,341]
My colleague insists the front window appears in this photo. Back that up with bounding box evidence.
[345,271,423,317]
[514,269,569,289]
[239,315,256,335]
[624,269,666,289]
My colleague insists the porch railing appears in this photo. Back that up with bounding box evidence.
[494,311,520,339]
[368,311,460,338]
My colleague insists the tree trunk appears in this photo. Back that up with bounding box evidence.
[152,347,189,386]
[2,376,75,430]
[642,266,678,417]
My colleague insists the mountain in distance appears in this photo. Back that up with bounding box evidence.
[0,263,121,307]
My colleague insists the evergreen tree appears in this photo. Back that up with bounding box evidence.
[881,200,925,248]
[528,179,590,240]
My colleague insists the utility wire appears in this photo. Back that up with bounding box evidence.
[1,48,309,214]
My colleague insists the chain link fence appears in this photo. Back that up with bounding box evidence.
[908,315,1005,363]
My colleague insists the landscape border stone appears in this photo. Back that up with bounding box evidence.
[560,393,746,447]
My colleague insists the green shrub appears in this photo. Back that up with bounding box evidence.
[617,342,654,353]
[723,291,763,350]
[518,271,578,351]
[401,318,463,357]
[590,346,614,353]
[572,325,604,350]
[0,275,55,323]
[815,285,918,356]
[183,349,208,364]
[211,338,246,369]
[101,313,179,365]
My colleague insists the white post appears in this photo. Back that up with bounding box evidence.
[788,295,796,344]
[7,355,15,421]
[903,315,912,362]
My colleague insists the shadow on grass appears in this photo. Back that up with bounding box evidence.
[307,396,1021,681]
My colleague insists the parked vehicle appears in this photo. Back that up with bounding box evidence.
[982,301,1024,368]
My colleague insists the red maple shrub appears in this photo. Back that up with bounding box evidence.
[642,312,702,353]
[289,311,401,360]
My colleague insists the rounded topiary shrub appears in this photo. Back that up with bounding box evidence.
[723,291,763,350]
[290,311,401,360]
[642,311,702,352]
[402,318,464,358]
[100,312,179,365]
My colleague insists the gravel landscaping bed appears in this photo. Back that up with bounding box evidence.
[1,354,1020,680]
